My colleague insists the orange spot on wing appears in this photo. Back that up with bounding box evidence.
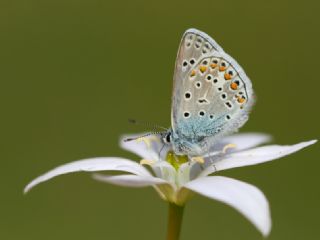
[237,96,246,103]
[199,65,207,73]
[210,63,217,68]
[219,66,226,71]
[190,70,196,77]
[230,82,238,90]
[224,73,232,80]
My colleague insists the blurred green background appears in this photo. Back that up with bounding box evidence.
[1,0,319,239]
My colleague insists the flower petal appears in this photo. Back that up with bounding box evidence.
[24,157,151,193]
[151,161,177,185]
[201,140,317,177]
[120,134,164,161]
[93,174,176,203]
[93,174,170,187]
[183,176,271,236]
[211,133,272,153]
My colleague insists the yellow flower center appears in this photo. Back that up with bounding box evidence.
[166,151,189,171]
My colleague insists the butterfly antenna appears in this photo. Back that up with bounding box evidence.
[123,131,164,142]
[128,119,168,131]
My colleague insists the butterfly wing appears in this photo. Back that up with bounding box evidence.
[171,29,254,145]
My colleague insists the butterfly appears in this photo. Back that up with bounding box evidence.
[162,29,254,157]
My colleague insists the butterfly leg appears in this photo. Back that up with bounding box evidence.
[205,141,213,164]
[222,143,237,154]
[204,141,217,172]
[211,164,217,173]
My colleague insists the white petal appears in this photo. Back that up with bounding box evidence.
[177,162,193,188]
[24,157,151,193]
[93,174,170,187]
[120,133,164,161]
[213,133,272,153]
[151,161,177,184]
[201,140,317,177]
[183,176,271,236]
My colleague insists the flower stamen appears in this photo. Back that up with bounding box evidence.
[140,159,156,166]
[191,156,205,164]
[166,151,189,171]
[222,143,237,154]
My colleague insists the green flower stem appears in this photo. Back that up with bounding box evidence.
[166,203,185,240]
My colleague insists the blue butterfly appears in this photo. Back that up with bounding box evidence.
[162,29,254,157]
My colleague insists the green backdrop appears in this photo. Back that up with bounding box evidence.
[1,0,319,239]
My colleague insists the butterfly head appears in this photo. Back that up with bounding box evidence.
[162,129,203,156]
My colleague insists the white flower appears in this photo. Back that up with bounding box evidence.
[24,133,316,237]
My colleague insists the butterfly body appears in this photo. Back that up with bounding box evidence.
[163,29,254,157]
[163,128,206,156]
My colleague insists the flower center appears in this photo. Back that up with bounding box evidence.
[166,151,189,171]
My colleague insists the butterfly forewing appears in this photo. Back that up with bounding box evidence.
[171,29,254,144]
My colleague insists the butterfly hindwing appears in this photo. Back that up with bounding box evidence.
[171,29,254,145]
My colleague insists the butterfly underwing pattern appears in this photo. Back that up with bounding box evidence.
[163,28,254,156]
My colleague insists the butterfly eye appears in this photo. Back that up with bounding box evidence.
[165,133,171,143]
